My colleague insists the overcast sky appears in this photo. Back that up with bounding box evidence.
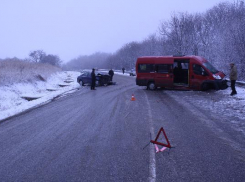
[0,0,235,62]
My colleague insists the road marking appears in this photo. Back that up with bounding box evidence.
[144,92,156,182]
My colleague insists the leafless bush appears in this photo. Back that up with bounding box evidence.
[0,60,61,86]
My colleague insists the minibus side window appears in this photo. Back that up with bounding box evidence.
[156,64,171,73]
[138,64,154,73]
[193,64,208,76]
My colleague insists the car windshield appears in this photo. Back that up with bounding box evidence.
[203,61,219,74]
[96,71,105,75]
[81,71,90,76]
[81,71,107,76]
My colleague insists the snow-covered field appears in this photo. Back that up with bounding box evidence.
[1,70,245,126]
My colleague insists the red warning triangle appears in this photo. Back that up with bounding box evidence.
[150,127,171,148]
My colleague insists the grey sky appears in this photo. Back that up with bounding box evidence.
[0,0,235,62]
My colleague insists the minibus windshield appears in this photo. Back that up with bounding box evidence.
[203,61,219,74]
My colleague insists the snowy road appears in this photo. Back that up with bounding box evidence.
[0,74,245,181]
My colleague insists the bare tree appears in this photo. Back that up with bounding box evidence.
[29,50,46,63]
[228,0,245,78]
[40,54,62,67]
[159,12,198,55]
[141,34,164,56]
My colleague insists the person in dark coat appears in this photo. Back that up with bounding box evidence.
[91,68,96,90]
[230,63,237,95]
[108,69,114,81]
[122,67,125,74]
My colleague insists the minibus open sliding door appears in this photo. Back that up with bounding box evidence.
[173,59,190,87]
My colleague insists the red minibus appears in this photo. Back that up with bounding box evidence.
[136,55,227,91]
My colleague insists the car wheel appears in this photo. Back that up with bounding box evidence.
[148,82,156,90]
[201,82,209,91]
[79,80,84,86]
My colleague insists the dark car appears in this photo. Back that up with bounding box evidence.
[77,71,111,86]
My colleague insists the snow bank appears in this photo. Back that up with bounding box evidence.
[0,71,80,121]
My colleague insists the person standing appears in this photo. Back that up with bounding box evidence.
[91,68,96,90]
[108,69,114,81]
[229,63,237,96]
[122,67,125,74]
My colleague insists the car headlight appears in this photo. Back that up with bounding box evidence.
[213,74,221,79]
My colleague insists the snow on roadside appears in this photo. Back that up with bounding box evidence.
[0,71,81,121]
[213,87,245,119]
[166,85,245,136]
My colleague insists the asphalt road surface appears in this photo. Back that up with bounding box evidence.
[0,74,245,182]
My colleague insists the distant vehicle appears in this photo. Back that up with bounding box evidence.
[129,69,136,76]
[77,71,111,86]
[136,55,228,91]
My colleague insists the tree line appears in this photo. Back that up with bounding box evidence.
[64,0,245,80]
[0,50,62,67]
[29,50,61,67]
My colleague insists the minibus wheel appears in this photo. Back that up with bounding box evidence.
[148,82,156,90]
[201,82,209,91]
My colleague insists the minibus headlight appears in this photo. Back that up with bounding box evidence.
[213,74,221,79]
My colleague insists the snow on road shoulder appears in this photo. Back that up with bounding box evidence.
[217,87,245,119]
[167,86,245,135]
[0,71,81,121]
